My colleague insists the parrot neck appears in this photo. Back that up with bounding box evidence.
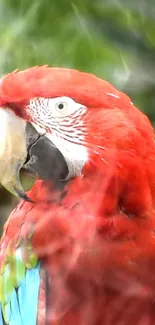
[28,179,70,203]
[27,166,114,224]
[28,169,106,210]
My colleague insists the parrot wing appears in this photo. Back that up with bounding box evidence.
[0,241,40,325]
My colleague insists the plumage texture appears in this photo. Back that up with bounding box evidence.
[0,244,40,325]
[1,67,155,324]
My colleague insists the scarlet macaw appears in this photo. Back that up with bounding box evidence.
[0,66,155,325]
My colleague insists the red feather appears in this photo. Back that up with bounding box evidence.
[0,66,130,108]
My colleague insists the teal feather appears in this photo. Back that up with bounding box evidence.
[18,265,40,325]
[0,305,3,325]
[9,289,23,325]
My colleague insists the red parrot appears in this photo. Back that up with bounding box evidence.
[0,66,155,325]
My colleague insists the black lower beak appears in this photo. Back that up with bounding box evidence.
[24,123,69,184]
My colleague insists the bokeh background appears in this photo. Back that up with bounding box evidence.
[0,0,155,233]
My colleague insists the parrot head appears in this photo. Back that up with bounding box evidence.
[0,66,154,219]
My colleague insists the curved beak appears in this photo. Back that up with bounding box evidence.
[0,109,68,200]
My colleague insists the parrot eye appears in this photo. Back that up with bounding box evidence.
[55,101,67,112]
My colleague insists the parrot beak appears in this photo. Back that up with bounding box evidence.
[0,109,29,200]
[0,108,69,201]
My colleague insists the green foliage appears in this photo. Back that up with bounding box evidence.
[0,0,155,228]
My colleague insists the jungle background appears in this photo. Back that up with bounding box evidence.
[0,0,155,234]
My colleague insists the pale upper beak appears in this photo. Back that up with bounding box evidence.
[0,108,68,200]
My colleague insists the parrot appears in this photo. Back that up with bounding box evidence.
[0,66,155,325]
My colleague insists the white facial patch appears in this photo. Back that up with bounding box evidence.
[46,132,88,179]
[27,96,88,178]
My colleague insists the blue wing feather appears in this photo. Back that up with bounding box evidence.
[0,305,3,325]
[18,266,40,325]
[10,289,24,325]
